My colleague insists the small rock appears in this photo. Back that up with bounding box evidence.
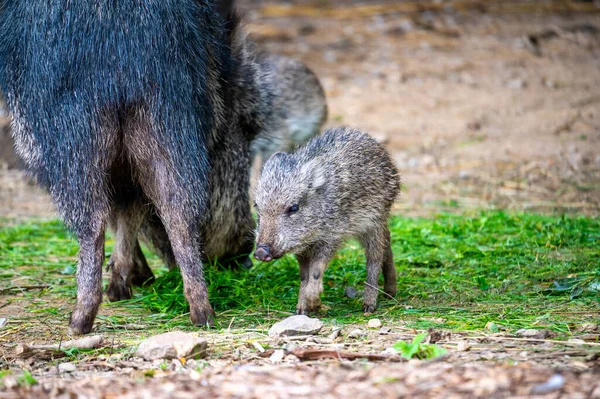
[136,331,208,360]
[327,328,342,340]
[379,326,391,335]
[2,376,18,389]
[367,319,382,329]
[268,315,323,338]
[285,342,298,353]
[567,338,586,345]
[515,329,549,339]
[348,329,365,338]
[59,362,77,373]
[507,78,526,90]
[579,323,598,332]
[0,318,6,329]
[531,374,565,394]
[382,347,397,356]
[344,287,358,299]
[285,354,300,363]
[456,340,471,352]
[269,349,285,364]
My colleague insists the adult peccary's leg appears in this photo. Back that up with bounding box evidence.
[128,109,215,327]
[48,115,116,335]
[106,204,155,302]
[360,227,388,313]
[295,244,339,315]
[381,226,397,297]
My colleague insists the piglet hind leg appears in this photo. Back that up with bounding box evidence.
[360,228,388,313]
[382,226,398,298]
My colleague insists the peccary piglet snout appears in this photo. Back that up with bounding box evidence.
[254,127,401,314]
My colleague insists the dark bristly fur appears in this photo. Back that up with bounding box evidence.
[0,0,241,333]
[254,127,401,314]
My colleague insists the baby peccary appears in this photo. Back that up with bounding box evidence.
[254,127,400,314]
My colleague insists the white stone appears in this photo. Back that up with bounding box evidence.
[367,319,382,329]
[268,315,323,338]
[58,362,77,373]
[136,331,208,360]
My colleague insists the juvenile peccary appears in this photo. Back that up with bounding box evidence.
[0,0,245,334]
[254,127,400,314]
[251,54,327,170]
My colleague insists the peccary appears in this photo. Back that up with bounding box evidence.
[254,127,401,314]
[251,54,327,170]
[0,0,250,333]
[107,9,266,293]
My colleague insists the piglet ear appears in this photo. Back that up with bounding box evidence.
[269,152,287,161]
[263,152,288,171]
[301,156,326,190]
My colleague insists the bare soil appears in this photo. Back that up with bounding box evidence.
[1,1,599,397]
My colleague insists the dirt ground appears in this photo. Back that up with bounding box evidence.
[1,1,600,397]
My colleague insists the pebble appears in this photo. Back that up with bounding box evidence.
[268,315,323,338]
[367,319,382,329]
[58,362,77,373]
[136,331,208,360]
[348,329,366,338]
[515,329,549,339]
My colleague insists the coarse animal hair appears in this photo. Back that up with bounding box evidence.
[254,127,400,314]
[0,0,242,334]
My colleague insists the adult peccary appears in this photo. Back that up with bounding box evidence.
[254,127,401,314]
[0,0,256,334]
[251,54,327,170]
[107,9,266,294]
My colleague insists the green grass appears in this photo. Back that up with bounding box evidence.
[1,211,599,335]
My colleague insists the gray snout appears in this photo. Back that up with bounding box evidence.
[254,245,273,262]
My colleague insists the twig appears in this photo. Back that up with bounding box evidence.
[364,282,400,303]
[0,285,50,294]
[261,348,401,362]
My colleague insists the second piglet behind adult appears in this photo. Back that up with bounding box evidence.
[254,127,401,314]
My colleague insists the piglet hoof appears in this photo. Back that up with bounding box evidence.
[106,279,133,302]
[296,297,322,315]
[362,303,377,314]
[190,303,216,327]
[295,307,310,316]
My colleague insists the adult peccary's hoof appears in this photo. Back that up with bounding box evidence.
[106,278,133,302]
[190,304,216,327]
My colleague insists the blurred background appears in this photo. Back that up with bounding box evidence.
[1,0,599,218]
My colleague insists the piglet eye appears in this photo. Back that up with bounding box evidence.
[287,204,299,214]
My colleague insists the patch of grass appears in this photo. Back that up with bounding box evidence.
[392,333,447,360]
[1,212,599,335]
